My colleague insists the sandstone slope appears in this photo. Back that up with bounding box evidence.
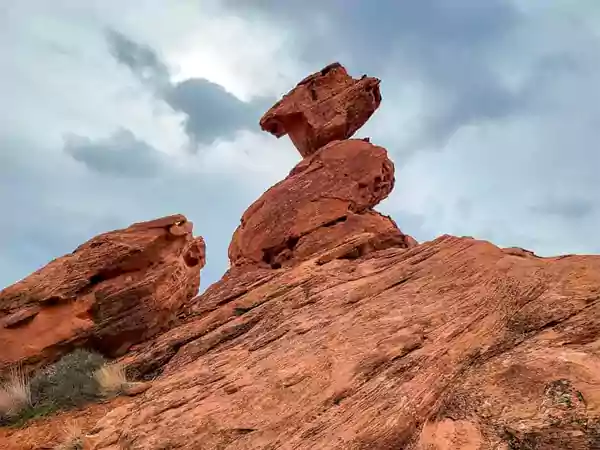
[86,63,600,449]
[91,236,600,450]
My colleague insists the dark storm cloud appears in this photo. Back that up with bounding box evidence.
[64,128,163,177]
[164,78,263,146]
[226,0,523,150]
[106,29,267,145]
[105,29,171,87]
[531,198,595,220]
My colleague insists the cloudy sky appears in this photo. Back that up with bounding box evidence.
[2,1,600,292]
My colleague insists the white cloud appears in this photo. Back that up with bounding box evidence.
[0,1,306,288]
[166,14,307,101]
[3,0,600,294]
[383,6,600,255]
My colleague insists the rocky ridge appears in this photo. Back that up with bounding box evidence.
[1,63,600,450]
[0,215,206,373]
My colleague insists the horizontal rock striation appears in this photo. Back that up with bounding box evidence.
[0,214,205,373]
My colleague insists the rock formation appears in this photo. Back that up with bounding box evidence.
[82,64,600,449]
[231,63,415,271]
[228,139,415,269]
[86,237,600,450]
[260,62,381,158]
[0,215,205,373]
[2,64,600,450]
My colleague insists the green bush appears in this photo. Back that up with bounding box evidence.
[30,349,106,410]
[1,349,108,427]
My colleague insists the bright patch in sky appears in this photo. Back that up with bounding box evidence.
[2,1,600,291]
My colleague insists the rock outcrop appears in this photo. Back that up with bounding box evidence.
[229,139,414,269]
[0,215,205,373]
[2,64,600,450]
[260,62,381,158]
[232,63,414,271]
[82,64,600,449]
[87,236,600,450]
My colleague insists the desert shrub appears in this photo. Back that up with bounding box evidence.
[0,349,116,427]
[0,349,135,427]
[54,420,84,450]
[29,349,107,411]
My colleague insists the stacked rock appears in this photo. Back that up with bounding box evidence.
[229,63,417,269]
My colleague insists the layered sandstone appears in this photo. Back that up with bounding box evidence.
[0,214,205,373]
[231,63,414,271]
[228,139,414,269]
[86,236,600,450]
[260,62,381,158]
[79,65,600,449]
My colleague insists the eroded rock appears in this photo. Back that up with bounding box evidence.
[260,62,381,157]
[0,214,205,373]
[228,139,413,269]
[85,236,600,449]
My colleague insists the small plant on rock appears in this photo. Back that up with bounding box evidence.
[29,348,107,411]
[94,363,128,397]
[0,367,31,422]
[54,420,84,450]
[0,349,137,427]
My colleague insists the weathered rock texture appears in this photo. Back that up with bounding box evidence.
[260,62,381,157]
[86,236,600,450]
[228,138,415,270]
[0,215,205,373]
[3,63,600,450]
[81,64,600,449]
[0,396,131,450]
[230,63,414,272]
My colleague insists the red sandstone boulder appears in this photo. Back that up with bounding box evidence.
[260,62,382,157]
[0,214,205,373]
[228,139,413,269]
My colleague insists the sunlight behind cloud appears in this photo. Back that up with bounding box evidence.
[166,13,306,102]
[4,0,600,290]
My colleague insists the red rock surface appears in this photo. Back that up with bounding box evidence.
[0,214,205,373]
[0,396,131,450]
[85,236,600,449]
[228,138,414,269]
[260,62,381,157]
[3,63,600,450]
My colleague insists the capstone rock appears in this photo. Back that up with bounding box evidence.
[260,62,382,157]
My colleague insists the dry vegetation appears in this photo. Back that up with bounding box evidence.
[54,420,84,450]
[0,350,132,427]
[0,367,31,420]
[94,363,128,396]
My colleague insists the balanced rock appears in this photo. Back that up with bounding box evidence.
[228,139,413,269]
[260,62,382,157]
[0,214,205,373]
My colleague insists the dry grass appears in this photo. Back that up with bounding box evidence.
[93,363,128,396]
[54,420,84,450]
[0,367,31,419]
